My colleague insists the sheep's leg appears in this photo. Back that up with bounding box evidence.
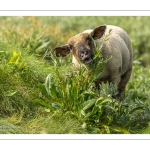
[104,74,121,100]
[110,75,121,85]
[117,67,132,101]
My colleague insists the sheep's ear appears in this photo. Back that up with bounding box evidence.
[91,25,106,39]
[54,44,71,57]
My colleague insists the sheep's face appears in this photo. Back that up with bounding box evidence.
[54,25,106,65]
[67,33,95,64]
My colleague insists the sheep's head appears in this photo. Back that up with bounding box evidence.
[54,25,106,65]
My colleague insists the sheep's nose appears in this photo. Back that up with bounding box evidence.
[78,45,90,59]
[80,50,89,59]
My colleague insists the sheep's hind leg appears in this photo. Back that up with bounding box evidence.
[117,67,132,101]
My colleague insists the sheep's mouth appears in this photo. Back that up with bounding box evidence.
[83,57,93,64]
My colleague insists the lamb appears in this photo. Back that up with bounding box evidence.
[53,25,133,101]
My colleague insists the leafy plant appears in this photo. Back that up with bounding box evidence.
[33,33,150,133]
[32,37,123,133]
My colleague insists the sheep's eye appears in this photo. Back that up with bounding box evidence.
[87,36,92,42]
[69,45,74,49]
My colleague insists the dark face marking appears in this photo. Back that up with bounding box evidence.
[78,44,94,64]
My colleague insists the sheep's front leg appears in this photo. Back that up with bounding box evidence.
[109,75,123,101]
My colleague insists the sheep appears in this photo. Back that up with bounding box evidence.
[53,25,133,100]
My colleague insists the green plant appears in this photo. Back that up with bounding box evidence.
[32,37,125,133]
[33,34,150,133]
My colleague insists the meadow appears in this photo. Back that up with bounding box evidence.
[0,16,150,134]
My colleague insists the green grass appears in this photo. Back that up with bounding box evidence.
[0,16,150,134]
